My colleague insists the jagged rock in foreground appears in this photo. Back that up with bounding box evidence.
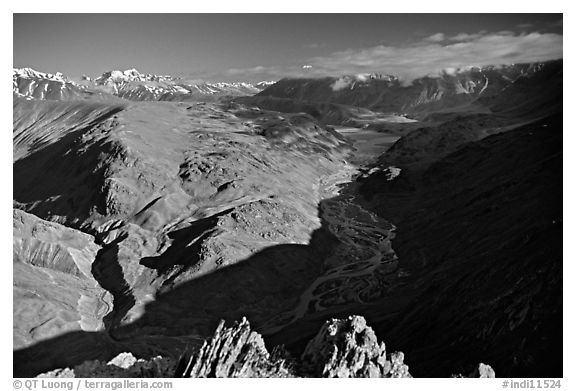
[471,363,496,378]
[38,353,175,378]
[38,318,290,378]
[301,315,410,378]
[175,317,293,378]
[39,316,493,378]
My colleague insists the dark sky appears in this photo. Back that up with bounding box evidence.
[13,14,563,82]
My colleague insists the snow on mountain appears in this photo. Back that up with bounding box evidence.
[13,67,68,83]
[13,67,277,102]
[13,67,92,101]
[92,69,276,101]
[94,68,172,86]
[256,61,559,114]
[255,81,277,89]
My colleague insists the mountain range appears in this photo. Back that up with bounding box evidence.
[13,59,563,378]
[13,67,275,102]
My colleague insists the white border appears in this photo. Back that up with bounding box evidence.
[3,3,572,388]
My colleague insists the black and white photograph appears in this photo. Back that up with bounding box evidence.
[10,9,565,383]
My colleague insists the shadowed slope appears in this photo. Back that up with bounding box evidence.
[361,115,562,377]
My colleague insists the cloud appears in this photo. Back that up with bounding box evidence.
[225,65,271,76]
[216,31,562,83]
[494,30,516,36]
[331,78,351,91]
[449,32,486,41]
[424,33,445,42]
[330,74,374,91]
[297,31,562,82]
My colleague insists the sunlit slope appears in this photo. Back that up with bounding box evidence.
[13,209,108,348]
[13,98,354,375]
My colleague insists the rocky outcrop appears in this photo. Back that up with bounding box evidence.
[175,318,293,378]
[301,316,410,378]
[38,353,175,378]
[471,363,497,378]
[39,316,493,378]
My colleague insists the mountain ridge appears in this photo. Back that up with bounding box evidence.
[13,67,276,102]
[13,57,562,378]
[255,60,561,115]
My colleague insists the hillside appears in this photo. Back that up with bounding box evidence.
[358,114,562,377]
[255,62,558,114]
[13,60,563,379]
[371,60,562,171]
[13,96,354,376]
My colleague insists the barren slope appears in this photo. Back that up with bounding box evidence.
[13,60,562,378]
[13,98,353,376]
[358,115,562,377]
[13,209,109,347]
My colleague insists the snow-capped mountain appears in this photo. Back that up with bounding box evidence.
[92,68,275,101]
[13,67,277,102]
[13,68,67,82]
[93,68,172,89]
[256,61,560,113]
[13,67,93,100]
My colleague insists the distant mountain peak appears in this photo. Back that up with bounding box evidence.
[94,68,172,85]
[14,66,277,101]
[13,67,68,83]
[13,67,90,101]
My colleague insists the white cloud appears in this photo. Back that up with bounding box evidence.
[331,78,351,91]
[219,31,562,83]
[330,74,373,91]
[298,31,563,82]
[226,65,269,75]
[449,32,485,41]
[424,33,446,42]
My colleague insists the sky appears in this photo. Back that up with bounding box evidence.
[13,14,563,82]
